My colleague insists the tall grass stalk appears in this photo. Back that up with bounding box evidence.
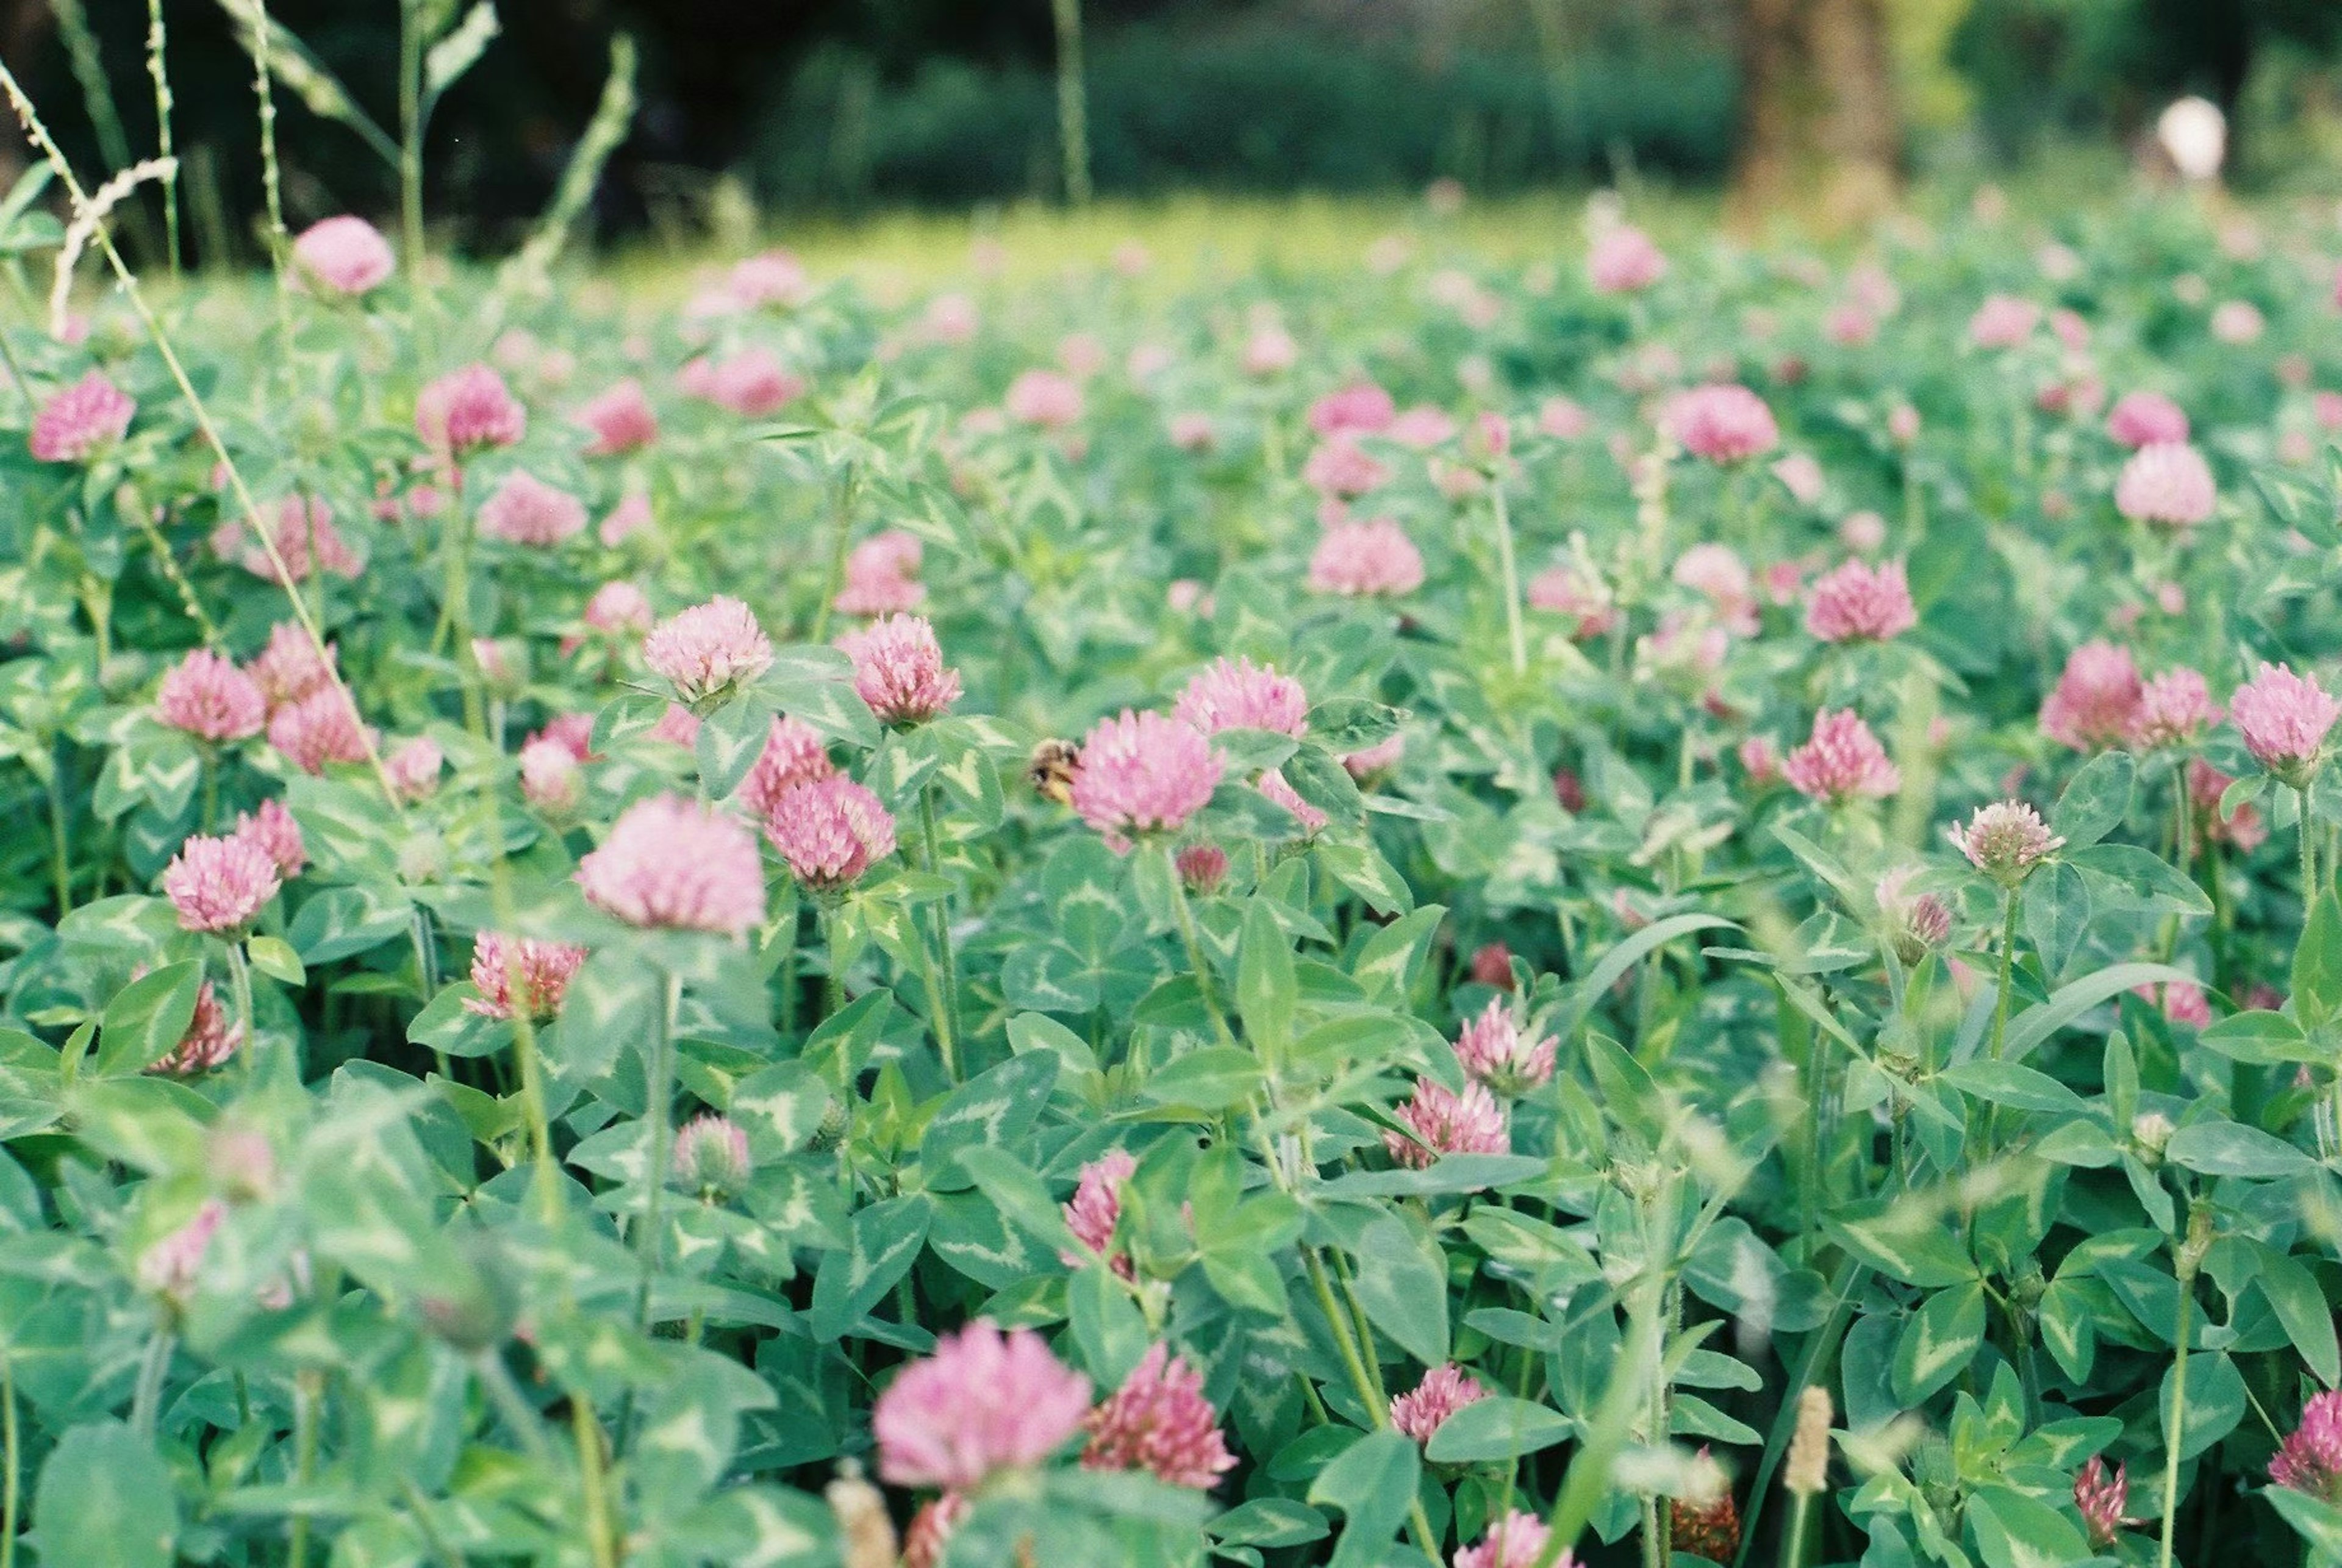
[1050,0,1092,205]
[50,0,159,261]
[145,0,181,277]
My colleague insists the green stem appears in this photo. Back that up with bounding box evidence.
[44,746,70,917]
[127,1327,173,1441]
[821,903,845,1020]
[145,0,179,279]
[398,1,427,289]
[288,1371,318,1568]
[808,465,860,645]
[1048,0,1092,205]
[569,1396,618,1568]
[1988,886,2019,1061]
[474,1351,554,1466]
[2301,785,2319,915]
[2160,1269,2195,1568]
[1779,1489,1813,1568]
[1491,476,1527,676]
[227,940,257,1078]
[1166,855,1234,1046]
[631,970,679,1332]
[2,1351,17,1568]
[915,784,961,1083]
[1300,1248,1439,1561]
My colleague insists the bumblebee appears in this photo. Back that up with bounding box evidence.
[1026,739,1080,805]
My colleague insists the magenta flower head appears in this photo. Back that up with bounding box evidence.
[1176,842,1230,892]
[466,933,587,1021]
[268,687,371,775]
[1385,1077,1510,1169]
[2274,1391,2342,1501]
[164,832,282,933]
[835,531,927,616]
[678,347,803,416]
[1949,800,2064,886]
[872,1320,1094,1491]
[1453,998,1558,1097]
[151,978,242,1076]
[1308,382,1397,438]
[1081,1344,1237,1491]
[416,363,526,456]
[764,775,898,892]
[290,215,395,296]
[1967,295,2039,349]
[1174,656,1309,737]
[2232,662,2341,782]
[1069,711,1225,845]
[583,581,653,637]
[671,1113,753,1192]
[234,798,307,879]
[2115,442,2216,528]
[839,614,962,725]
[1302,435,1392,498]
[247,622,337,711]
[2041,642,2143,752]
[577,793,766,937]
[1309,517,1425,597]
[30,370,135,463]
[1391,1362,1489,1443]
[1665,384,1779,464]
[2129,667,2217,749]
[1455,1510,1574,1568]
[1588,224,1666,294]
[643,595,774,705]
[1875,866,1953,962]
[1004,368,1084,428]
[2074,1457,2130,1550]
[1804,558,1916,643]
[2106,391,2189,449]
[519,739,586,816]
[1784,710,1899,804]
[156,650,266,742]
[1061,1148,1136,1277]
[478,471,587,546]
[575,378,659,456]
[737,716,835,820]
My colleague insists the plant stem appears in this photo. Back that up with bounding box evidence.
[808,464,860,645]
[44,746,71,917]
[2301,785,2319,914]
[1779,1489,1813,1568]
[127,1326,173,1441]
[2,1351,17,1568]
[1049,0,1092,205]
[242,0,292,339]
[288,1370,319,1568]
[1988,886,2019,1061]
[2160,1264,2196,1568]
[915,784,961,1083]
[569,1395,619,1568]
[398,0,428,288]
[1166,856,1234,1046]
[145,0,179,278]
[1491,477,1527,676]
[1300,1248,1439,1561]
[226,940,257,1078]
[631,969,679,1332]
[821,903,845,1020]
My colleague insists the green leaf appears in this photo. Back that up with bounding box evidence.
[1553,914,1739,1041]
[919,1053,1056,1192]
[2199,1009,2318,1065]
[1892,1281,1986,1405]
[697,698,778,800]
[729,1061,829,1153]
[95,961,201,1076]
[1067,1262,1151,1387]
[1305,1430,1419,1568]
[2068,843,2213,917]
[1211,1498,1329,1548]
[2252,1242,2340,1387]
[1142,1046,1264,1111]
[1424,1396,1572,1462]
[2049,750,2133,850]
[2161,1350,2244,1459]
[245,934,305,987]
[1937,1061,2086,1115]
[1236,897,1298,1055]
[808,1195,930,1340]
[405,983,512,1059]
[1346,1214,1447,1367]
[32,1421,177,1567]
[1964,1484,2090,1568]
[2297,890,2342,1029]
[2020,861,2090,979]
[2001,962,2201,1062]
[1824,1204,1977,1287]
[2163,1120,2315,1180]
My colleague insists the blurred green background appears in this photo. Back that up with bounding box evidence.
[5,0,2342,261]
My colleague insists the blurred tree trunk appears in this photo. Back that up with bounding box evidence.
[1730,0,1902,234]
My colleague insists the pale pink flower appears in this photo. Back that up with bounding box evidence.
[644,596,773,704]
[672,1113,753,1190]
[529,712,598,762]
[1827,303,1877,346]
[478,471,587,547]
[1058,332,1107,378]
[1387,405,1458,449]
[2316,392,2342,433]
[2128,668,2216,748]
[1588,224,1667,293]
[233,798,307,879]
[923,293,978,344]
[1175,657,1308,737]
[1528,562,1616,639]
[1455,1511,1572,1568]
[679,347,802,416]
[1783,710,1899,803]
[839,614,961,724]
[583,581,653,637]
[1967,295,2039,349]
[1673,543,1760,635]
[2136,979,2211,1028]
[138,1198,227,1301]
[384,736,444,801]
[221,495,362,584]
[268,687,371,775]
[416,364,526,454]
[290,216,393,295]
[1666,384,1778,464]
[834,531,926,616]
[1167,412,1216,452]
[1062,1149,1136,1276]
[2105,391,2189,448]
[2232,662,2341,775]
[2075,1458,2130,1551]
[1242,325,1298,376]
[1257,769,1327,837]
[150,978,242,1076]
[157,650,266,742]
[1804,558,1916,643]
[1888,403,1922,443]
[1309,382,1397,437]
[737,716,834,820]
[873,1322,1094,1490]
[1453,998,1556,1096]
[764,775,897,891]
[2188,757,2267,850]
[1384,1077,1509,1169]
[2211,299,2265,345]
[1948,800,2064,883]
[1005,369,1083,428]
[575,378,659,456]
[520,737,584,815]
[2274,1391,2342,1500]
[466,933,587,1020]
[1344,733,1405,780]
[1391,1363,1488,1443]
[1302,436,1391,498]
[1082,1344,1236,1490]
[30,371,135,462]
[2041,642,2143,751]
[651,704,699,748]
[1128,343,1175,382]
[578,795,765,936]
[1069,711,1225,842]
[1772,453,1825,504]
[1839,510,1888,553]
[728,249,811,310]
[1740,734,1783,785]
[2114,442,2215,528]
[1176,842,1230,892]
[1538,395,1590,439]
[164,832,282,931]
[599,491,654,547]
